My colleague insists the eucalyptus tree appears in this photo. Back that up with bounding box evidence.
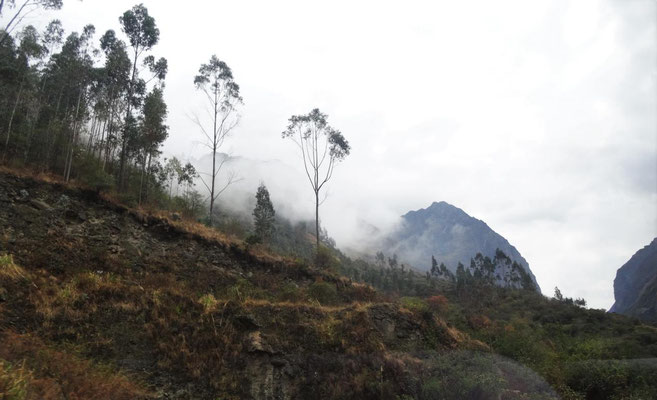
[2,25,45,160]
[282,108,350,253]
[20,19,64,163]
[39,26,95,175]
[96,29,131,170]
[61,24,95,182]
[161,156,181,200]
[0,0,64,46]
[117,3,161,189]
[137,86,168,203]
[193,55,242,226]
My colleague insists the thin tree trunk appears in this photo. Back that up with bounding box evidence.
[209,85,218,226]
[315,189,320,253]
[22,113,36,163]
[138,150,146,205]
[23,75,50,164]
[0,0,30,46]
[145,152,152,202]
[43,89,64,172]
[64,88,83,182]
[96,118,107,162]
[87,114,97,153]
[3,79,24,162]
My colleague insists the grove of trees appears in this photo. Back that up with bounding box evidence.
[0,2,352,264]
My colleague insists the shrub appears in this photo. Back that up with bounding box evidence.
[76,154,115,193]
[308,281,339,306]
[225,278,263,302]
[316,246,339,270]
[420,378,441,400]
[426,295,448,314]
[277,282,306,303]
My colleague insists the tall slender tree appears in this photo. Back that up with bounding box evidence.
[137,86,168,203]
[2,25,44,160]
[117,3,160,189]
[193,55,242,226]
[282,108,350,254]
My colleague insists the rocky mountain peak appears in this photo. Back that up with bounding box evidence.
[385,202,540,292]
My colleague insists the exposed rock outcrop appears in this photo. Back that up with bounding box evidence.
[610,238,657,322]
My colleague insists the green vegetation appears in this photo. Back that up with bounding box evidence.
[0,2,655,399]
[1,170,657,399]
[250,184,275,244]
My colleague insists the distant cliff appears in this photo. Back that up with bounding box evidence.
[610,238,657,322]
[383,201,540,292]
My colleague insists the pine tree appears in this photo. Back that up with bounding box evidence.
[253,184,275,243]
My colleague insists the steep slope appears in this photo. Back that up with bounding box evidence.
[2,170,657,399]
[0,171,480,399]
[384,201,540,291]
[610,238,657,321]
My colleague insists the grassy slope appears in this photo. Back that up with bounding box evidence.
[1,168,656,400]
[0,170,471,399]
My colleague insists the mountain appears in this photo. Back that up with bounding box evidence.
[384,201,540,291]
[609,238,657,321]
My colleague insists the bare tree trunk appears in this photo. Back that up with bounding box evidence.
[87,114,97,153]
[64,88,83,182]
[209,142,216,225]
[208,86,218,226]
[145,152,152,201]
[315,189,320,253]
[0,0,31,46]
[103,104,115,172]
[43,88,63,172]
[138,150,146,205]
[3,79,24,162]
[96,118,107,162]
[22,113,36,164]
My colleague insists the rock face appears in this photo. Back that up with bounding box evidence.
[384,201,540,291]
[609,238,657,322]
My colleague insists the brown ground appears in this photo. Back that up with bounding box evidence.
[0,171,465,399]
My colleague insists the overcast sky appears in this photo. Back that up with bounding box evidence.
[7,0,656,309]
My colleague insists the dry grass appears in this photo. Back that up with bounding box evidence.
[0,254,29,281]
[0,165,67,186]
[0,332,151,400]
[0,359,31,400]
[242,298,372,314]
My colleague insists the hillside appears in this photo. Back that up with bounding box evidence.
[1,170,657,399]
[610,238,657,321]
[383,201,540,291]
[0,170,498,399]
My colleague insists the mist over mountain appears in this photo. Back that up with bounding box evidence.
[382,201,540,291]
[179,154,541,294]
[610,238,657,321]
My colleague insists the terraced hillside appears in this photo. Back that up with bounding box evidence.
[0,171,489,399]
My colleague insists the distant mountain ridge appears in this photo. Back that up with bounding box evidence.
[610,238,657,322]
[384,201,540,291]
